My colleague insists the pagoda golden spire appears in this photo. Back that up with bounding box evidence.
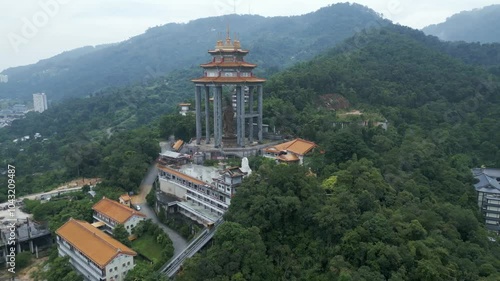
[225,24,232,46]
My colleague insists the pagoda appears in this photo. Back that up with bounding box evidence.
[192,28,266,148]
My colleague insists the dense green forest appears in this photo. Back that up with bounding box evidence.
[177,27,500,280]
[423,5,500,43]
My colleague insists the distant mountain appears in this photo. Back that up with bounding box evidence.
[0,3,390,101]
[423,5,500,43]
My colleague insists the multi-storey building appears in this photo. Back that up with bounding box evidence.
[473,167,500,232]
[263,138,317,165]
[92,197,146,235]
[33,93,48,113]
[56,218,136,281]
[157,164,246,226]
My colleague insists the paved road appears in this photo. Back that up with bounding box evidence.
[137,163,188,256]
[19,186,83,201]
[139,201,188,256]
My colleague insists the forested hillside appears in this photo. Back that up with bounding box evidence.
[0,68,195,201]
[423,5,500,43]
[178,27,500,280]
[2,18,500,280]
[0,3,390,101]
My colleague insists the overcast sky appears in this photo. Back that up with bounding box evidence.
[0,0,497,72]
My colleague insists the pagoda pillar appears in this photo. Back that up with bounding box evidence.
[258,84,263,143]
[213,86,223,147]
[204,86,210,144]
[236,85,245,147]
[195,86,202,145]
[248,86,254,143]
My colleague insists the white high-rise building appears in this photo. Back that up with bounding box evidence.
[33,93,48,113]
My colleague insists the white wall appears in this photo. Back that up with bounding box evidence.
[105,254,135,281]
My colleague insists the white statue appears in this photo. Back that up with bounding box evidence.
[241,157,252,177]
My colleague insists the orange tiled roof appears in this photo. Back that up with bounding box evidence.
[264,138,317,156]
[200,62,257,68]
[119,194,131,202]
[92,198,146,224]
[56,219,136,268]
[192,76,266,84]
[277,153,300,162]
[157,165,208,187]
[172,140,184,151]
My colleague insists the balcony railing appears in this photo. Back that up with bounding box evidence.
[160,176,229,206]
[58,243,103,279]
[186,195,225,214]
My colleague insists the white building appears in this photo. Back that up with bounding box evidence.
[179,103,191,116]
[157,164,246,226]
[56,218,136,281]
[473,168,500,232]
[33,93,48,113]
[0,75,7,83]
[92,197,146,235]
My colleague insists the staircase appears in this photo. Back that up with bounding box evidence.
[160,218,225,278]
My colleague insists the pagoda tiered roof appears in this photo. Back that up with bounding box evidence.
[200,61,257,68]
[191,76,266,84]
[193,27,265,85]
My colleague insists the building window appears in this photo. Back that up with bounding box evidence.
[110,268,113,272]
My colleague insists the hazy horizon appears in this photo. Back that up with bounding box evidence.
[1,0,498,72]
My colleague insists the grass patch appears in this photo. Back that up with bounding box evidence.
[131,234,163,263]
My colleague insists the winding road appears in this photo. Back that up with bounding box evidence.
[135,164,188,256]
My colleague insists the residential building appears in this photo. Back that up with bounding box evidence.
[473,168,500,232]
[157,164,246,226]
[12,104,27,113]
[0,75,7,83]
[33,93,48,113]
[263,138,317,165]
[56,218,136,281]
[119,194,131,208]
[92,197,146,235]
